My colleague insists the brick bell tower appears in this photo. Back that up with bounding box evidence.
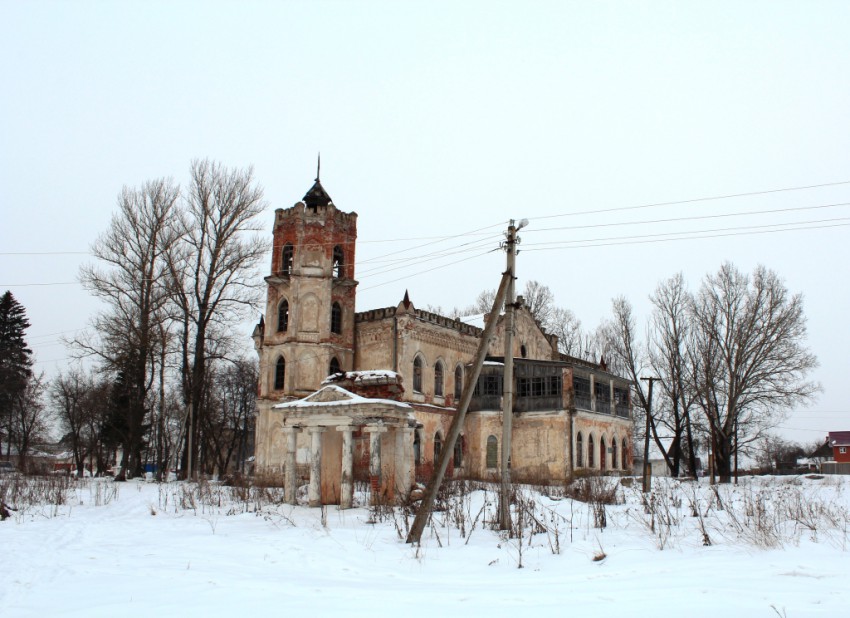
[253,165,358,407]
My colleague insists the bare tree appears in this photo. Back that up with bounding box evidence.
[546,306,583,357]
[521,280,555,326]
[689,263,819,482]
[202,358,258,476]
[169,159,268,478]
[75,179,181,477]
[51,369,93,478]
[9,373,50,472]
[648,273,700,477]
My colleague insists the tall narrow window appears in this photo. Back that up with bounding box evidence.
[332,245,344,279]
[277,299,289,332]
[434,432,442,459]
[622,438,629,469]
[281,243,294,274]
[434,361,444,397]
[454,365,463,401]
[600,437,607,471]
[414,431,421,465]
[454,436,463,468]
[329,357,341,376]
[588,435,595,468]
[274,357,286,390]
[331,302,342,334]
[413,356,423,392]
[576,432,584,468]
[611,438,618,470]
[486,435,498,469]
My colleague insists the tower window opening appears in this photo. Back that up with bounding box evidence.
[277,299,289,332]
[332,246,344,279]
[331,302,343,334]
[274,357,286,390]
[413,356,423,393]
[281,243,294,275]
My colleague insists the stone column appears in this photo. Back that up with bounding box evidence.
[337,426,354,509]
[363,425,388,505]
[394,427,414,502]
[308,427,325,507]
[283,427,299,505]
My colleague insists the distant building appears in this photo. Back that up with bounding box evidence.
[828,431,850,463]
[252,174,634,506]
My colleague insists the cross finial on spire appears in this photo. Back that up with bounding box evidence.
[316,153,321,182]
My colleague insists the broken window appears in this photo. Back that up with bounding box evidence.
[434,361,444,397]
[600,436,607,470]
[588,434,595,468]
[274,357,286,390]
[576,432,584,468]
[595,379,611,413]
[611,438,618,470]
[331,302,342,334]
[329,357,341,376]
[332,245,344,278]
[614,386,630,417]
[573,376,591,410]
[281,243,294,275]
[622,438,629,468]
[434,432,442,459]
[277,299,289,332]
[486,435,498,469]
[454,437,463,468]
[454,365,463,401]
[413,356,423,392]
[414,430,421,465]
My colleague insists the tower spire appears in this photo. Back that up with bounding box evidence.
[316,152,321,182]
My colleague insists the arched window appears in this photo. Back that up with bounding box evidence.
[520,344,528,358]
[434,431,442,459]
[622,438,629,469]
[281,243,294,274]
[454,436,463,468]
[600,437,607,471]
[413,356,423,392]
[434,361,444,397]
[331,302,342,334]
[486,435,498,469]
[454,365,463,401]
[274,357,286,390]
[277,299,289,332]
[588,435,595,468]
[576,432,584,468]
[611,437,618,470]
[329,357,341,376]
[413,430,421,465]
[332,245,344,279]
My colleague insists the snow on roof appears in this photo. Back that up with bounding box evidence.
[483,360,504,366]
[321,369,400,385]
[273,384,412,411]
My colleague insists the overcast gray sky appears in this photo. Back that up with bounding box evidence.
[2,1,848,446]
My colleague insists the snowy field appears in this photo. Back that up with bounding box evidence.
[2,475,849,617]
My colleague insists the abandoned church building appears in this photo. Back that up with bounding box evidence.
[252,176,633,507]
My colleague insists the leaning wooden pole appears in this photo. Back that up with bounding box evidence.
[406,271,511,545]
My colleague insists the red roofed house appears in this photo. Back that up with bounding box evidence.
[828,431,850,463]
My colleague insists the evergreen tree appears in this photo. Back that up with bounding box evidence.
[0,291,34,451]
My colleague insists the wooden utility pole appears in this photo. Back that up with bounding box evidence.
[640,376,658,493]
[499,220,520,531]
[407,242,515,545]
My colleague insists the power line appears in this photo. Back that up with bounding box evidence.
[527,179,850,222]
[525,201,850,234]
[522,220,850,252]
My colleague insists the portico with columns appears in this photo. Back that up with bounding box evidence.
[270,384,415,507]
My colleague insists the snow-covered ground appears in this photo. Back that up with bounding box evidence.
[2,475,848,617]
